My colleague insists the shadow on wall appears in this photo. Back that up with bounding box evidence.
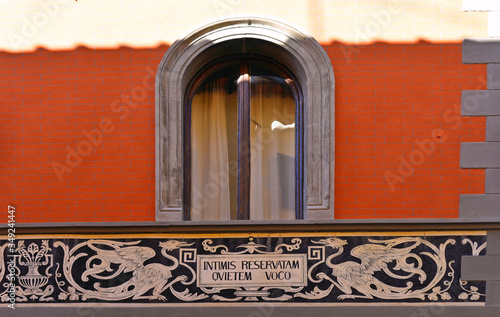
[0,40,487,222]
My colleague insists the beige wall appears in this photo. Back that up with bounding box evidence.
[0,0,487,52]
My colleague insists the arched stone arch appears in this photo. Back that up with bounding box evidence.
[156,17,335,221]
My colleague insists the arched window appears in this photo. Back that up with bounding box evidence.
[185,57,303,221]
[156,17,335,221]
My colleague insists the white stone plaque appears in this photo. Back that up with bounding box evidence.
[197,254,307,287]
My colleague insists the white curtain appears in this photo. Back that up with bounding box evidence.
[190,77,295,221]
[250,83,295,220]
[190,79,231,221]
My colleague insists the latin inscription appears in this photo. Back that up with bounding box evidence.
[197,254,307,287]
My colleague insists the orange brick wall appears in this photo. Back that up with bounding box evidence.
[0,42,486,222]
[330,42,486,219]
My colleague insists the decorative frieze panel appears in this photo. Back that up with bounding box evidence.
[0,232,486,304]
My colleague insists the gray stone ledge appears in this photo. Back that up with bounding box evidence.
[4,218,500,234]
[486,169,500,194]
[461,142,500,168]
[460,194,500,218]
[462,255,500,281]
[463,38,500,64]
[488,64,500,89]
[1,305,500,317]
[487,117,500,141]
[462,90,500,116]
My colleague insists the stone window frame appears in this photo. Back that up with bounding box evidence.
[155,17,335,221]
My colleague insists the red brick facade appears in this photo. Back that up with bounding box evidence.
[0,41,486,222]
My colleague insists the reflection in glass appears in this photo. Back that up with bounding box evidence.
[250,65,296,220]
[190,62,296,221]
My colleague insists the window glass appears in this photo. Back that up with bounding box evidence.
[190,64,238,221]
[250,64,296,220]
[188,59,300,221]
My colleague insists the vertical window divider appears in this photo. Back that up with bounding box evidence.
[183,77,193,221]
[237,59,251,220]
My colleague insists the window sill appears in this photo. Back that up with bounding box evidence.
[4,218,500,235]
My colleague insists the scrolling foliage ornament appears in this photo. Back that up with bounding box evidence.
[0,234,487,304]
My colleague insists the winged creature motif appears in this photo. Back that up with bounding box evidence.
[56,240,194,301]
[312,237,430,300]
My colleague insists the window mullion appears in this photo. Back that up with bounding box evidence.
[237,60,251,220]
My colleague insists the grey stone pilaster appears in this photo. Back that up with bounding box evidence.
[461,143,500,168]
[486,117,500,141]
[461,90,500,116]
[459,194,500,218]
[486,234,500,307]
[488,64,500,89]
[486,231,500,256]
[462,256,500,280]
[461,39,500,222]
[463,38,500,63]
[486,169,500,194]
[463,230,500,306]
